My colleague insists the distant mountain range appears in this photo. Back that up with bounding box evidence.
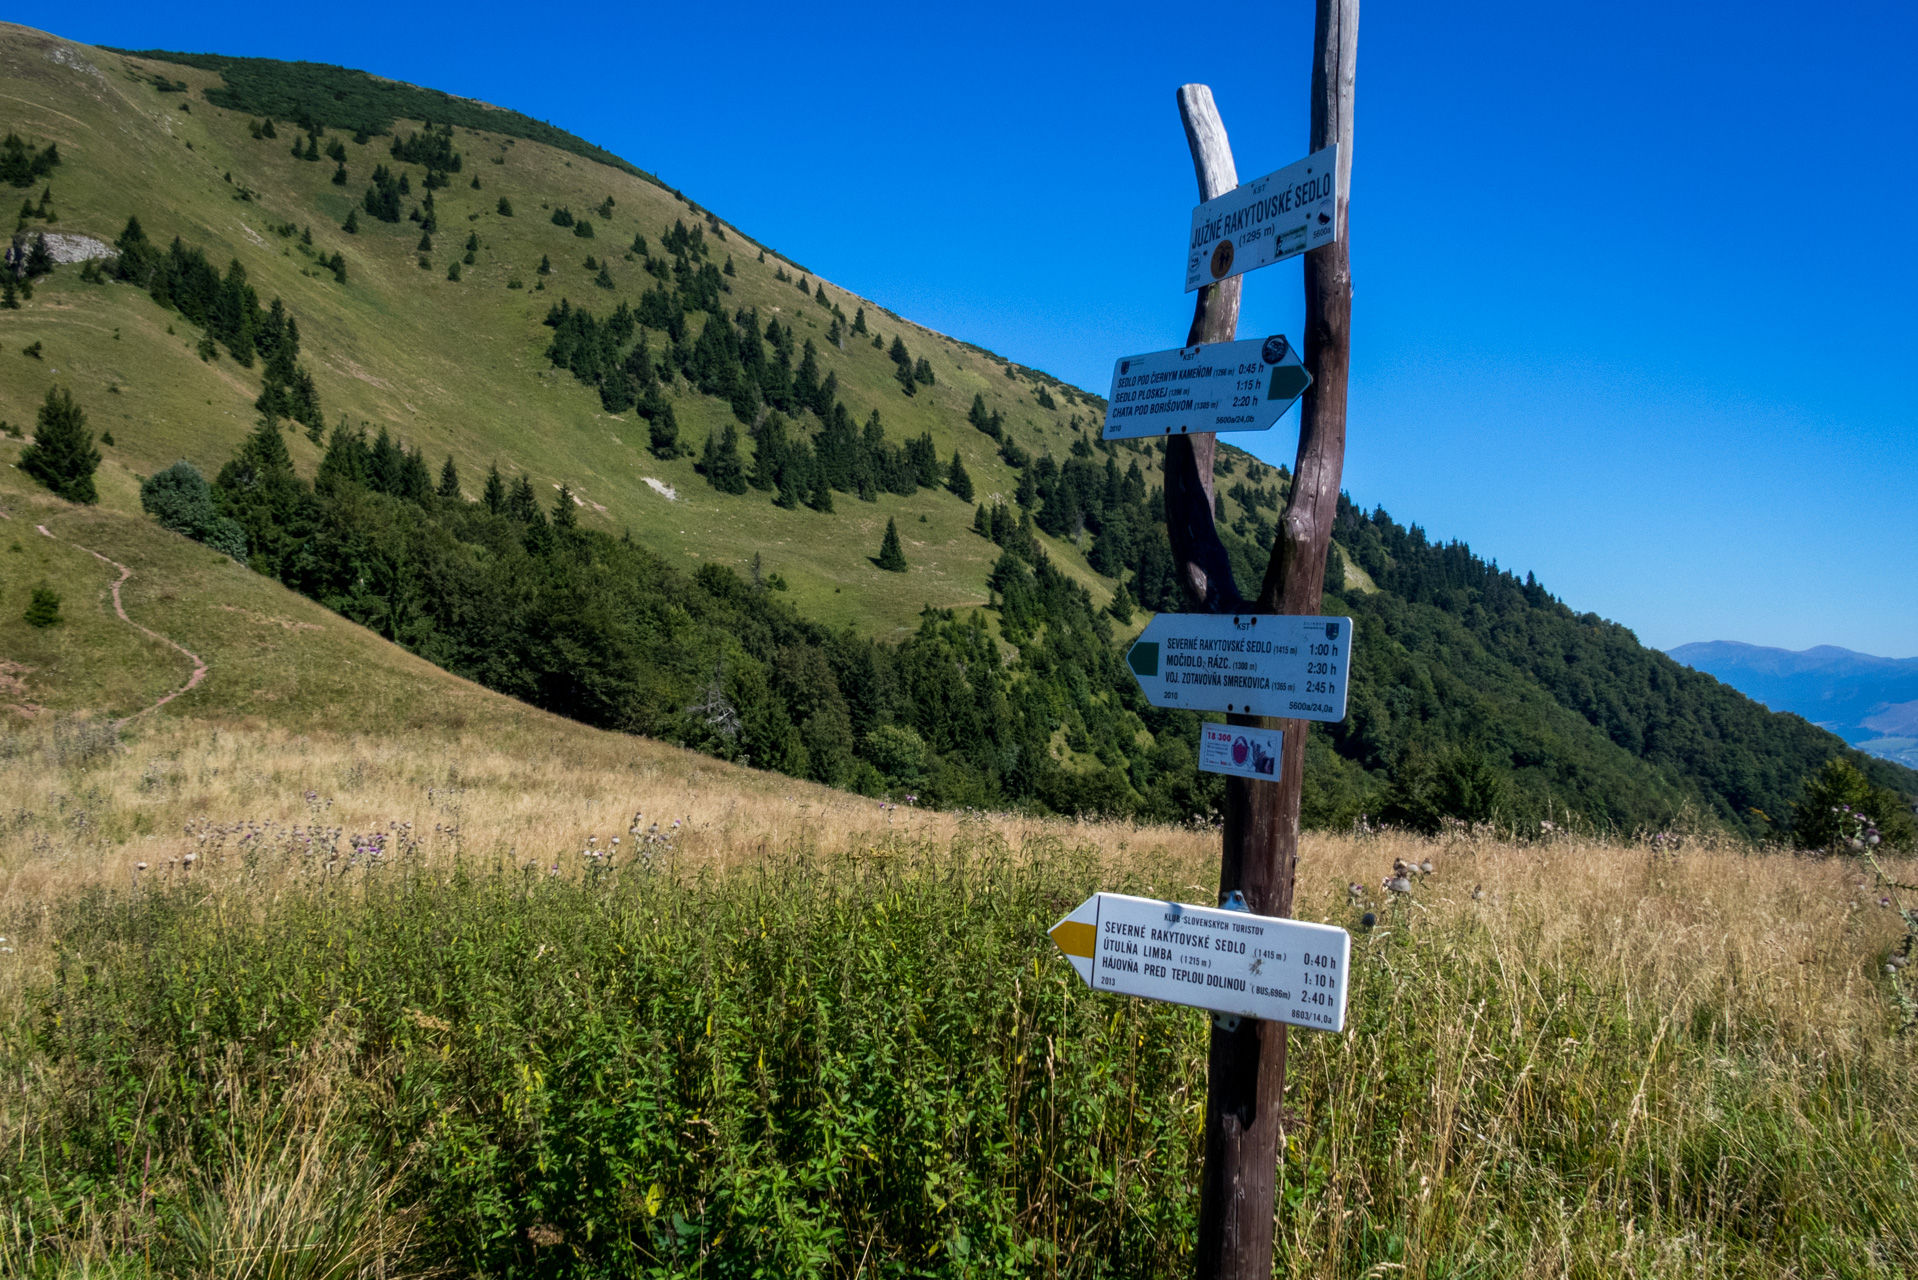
[1668,642,1918,769]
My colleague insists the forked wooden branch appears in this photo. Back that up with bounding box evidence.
[1165,84,1244,610]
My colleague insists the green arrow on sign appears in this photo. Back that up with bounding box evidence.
[1268,364,1311,401]
[1127,641,1159,677]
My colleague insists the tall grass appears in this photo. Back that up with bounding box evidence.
[0,719,1914,1277]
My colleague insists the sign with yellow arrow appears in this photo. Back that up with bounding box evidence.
[1049,891,1350,1032]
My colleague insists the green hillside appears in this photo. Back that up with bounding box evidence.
[2,23,1911,836]
[0,23,1110,639]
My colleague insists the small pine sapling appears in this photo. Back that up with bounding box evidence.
[23,585,61,628]
[498,196,514,216]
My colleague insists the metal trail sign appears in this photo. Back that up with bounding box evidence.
[1049,892,1351,1032]
[1125,613,1353,722]
[1102,334,1312,441]
[1184,146,1340,292]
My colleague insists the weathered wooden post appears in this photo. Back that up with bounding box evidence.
[1176,2,1358,1276]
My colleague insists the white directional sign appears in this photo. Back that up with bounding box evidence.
[1102,335,1311,441]
[1185,146,1340,293]
[1126,613,1352,722]
[1049,892,1351,1032]
[1199,723,1283,780]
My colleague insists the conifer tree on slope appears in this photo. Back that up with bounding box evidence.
[437,456,461,500]
[482,462,506,513]
[19,386,99,504]
[947,450,975,502]
[876,517,907,572]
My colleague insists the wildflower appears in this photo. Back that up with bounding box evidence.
[136,861,147,871]
[183,853,196,866]
[1384,875,1411,894]
[1419,858,1434,875]
[1347,882,1365,900]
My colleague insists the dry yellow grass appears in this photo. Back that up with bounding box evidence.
[2,711,1914,1277]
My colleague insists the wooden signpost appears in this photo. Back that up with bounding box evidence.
[1049,4,1358,1278]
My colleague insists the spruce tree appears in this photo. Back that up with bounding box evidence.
[876,517,907,572]
[551,484,578,530]
[947,450,974,502]
[852,307,867,335]
[19,386,99,504]
[700,425,748,494]
[507,474,542,524]
[437,456,461,499]
[343,208,359,234]
[647,396,680,459]
[482,462,506,513]
[648,401,678,466]
[418,230,433,253]
[537,254,551,276]
[498,196,514,216]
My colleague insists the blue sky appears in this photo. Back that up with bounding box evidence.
[34,1,1918,656]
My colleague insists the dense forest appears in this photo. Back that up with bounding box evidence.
[61,187,1912,836]
[158,413,1221,820]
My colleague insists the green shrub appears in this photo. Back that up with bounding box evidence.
[141,459,248,560]
[22,583,60,627]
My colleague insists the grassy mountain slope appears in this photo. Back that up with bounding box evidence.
[3,23,1910,835]
[0,24,1120,640]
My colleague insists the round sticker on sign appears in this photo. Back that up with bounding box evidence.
[1209,239,1235,280]
[1261,335,1290,366]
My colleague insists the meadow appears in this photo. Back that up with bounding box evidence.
[0,710,1912,1279]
